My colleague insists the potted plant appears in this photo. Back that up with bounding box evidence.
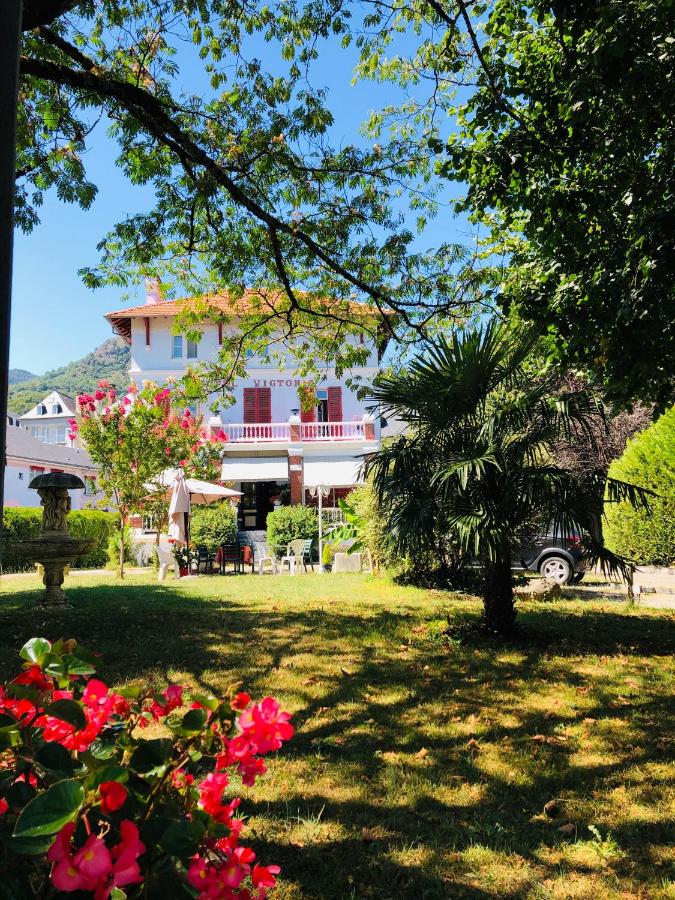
[322,541,335,573]
[171,543,194,576]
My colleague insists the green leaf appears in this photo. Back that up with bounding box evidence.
[19,638,51,665]
[3,832,56,856]
[192,693,219,712]
[88,764,128,789]
[159,818,207,856]
[44,699,87,731]
[35,742,75,777]
[180,708,208,734]
[13,779,84,838]
[129,739,172,776]
[110,889,127,900]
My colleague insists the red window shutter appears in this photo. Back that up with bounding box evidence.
[327,387,343,422]
[257,388,272,423]
[300,386,316,422]
[243,388,257,424]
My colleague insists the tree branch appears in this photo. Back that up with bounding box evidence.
[22,0,84,31]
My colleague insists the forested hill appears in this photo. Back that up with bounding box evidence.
[7,338,130,415]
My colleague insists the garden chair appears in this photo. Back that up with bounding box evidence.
[255,542,277,575]
[156,546,179,581]
[195,545,214,575]
[279,538,309,575]
[300,538,315,572]
[219,544,242,574]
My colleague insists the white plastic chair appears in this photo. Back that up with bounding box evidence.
[279,539,305,575]
[255,542,277,575]
[156,546,180,581]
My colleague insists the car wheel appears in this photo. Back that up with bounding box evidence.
[540,556,572,585]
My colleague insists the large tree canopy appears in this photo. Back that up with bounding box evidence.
[15,0,675,405]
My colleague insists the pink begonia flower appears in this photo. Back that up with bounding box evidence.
[99,781,128,814]
[235,697,294,754]
[0,798,8,816]
[252,864,281,890]
[73,834,113,880]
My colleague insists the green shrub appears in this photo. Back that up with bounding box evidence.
[604,406,675,565]
[106,526,137,569]
[190,502,237,553]
[1,507,119,572]
[266,505,318,556]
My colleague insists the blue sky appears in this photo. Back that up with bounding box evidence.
[10,28,464,374]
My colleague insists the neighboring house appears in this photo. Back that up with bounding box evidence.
[105,287,387,530]
[19,391,78,446]
[4,425,101,509]
[6,411,22,428]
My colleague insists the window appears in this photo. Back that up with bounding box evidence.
[171,335,183,358]
[51,403,62,414]
[37,404,47,415]
[316,389,329,423]
[186,339,198,359]
[29,466,44,480]
[243,387,272,423]
[55,426,67,444]
[84,477,96,496]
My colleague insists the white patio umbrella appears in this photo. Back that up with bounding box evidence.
[167,469,191,544]
[180,478,242,505]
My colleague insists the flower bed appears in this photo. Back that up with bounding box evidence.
[0,637,292,898]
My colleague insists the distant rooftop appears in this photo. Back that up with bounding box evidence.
[5,426,97,472]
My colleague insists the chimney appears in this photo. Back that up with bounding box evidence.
[144,277,162,305]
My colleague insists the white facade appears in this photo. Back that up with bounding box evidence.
[19,391,78,446]
[105,293,384,529]
[4,426,101,510]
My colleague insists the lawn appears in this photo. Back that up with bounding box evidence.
[1,572,673,899]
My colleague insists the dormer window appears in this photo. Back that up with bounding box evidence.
[52,403,62,414]
[37,404,47,415]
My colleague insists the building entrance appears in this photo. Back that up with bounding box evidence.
[238,481,287,530]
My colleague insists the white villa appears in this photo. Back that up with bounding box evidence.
[19,390,78,446]
[105,287,386,530]
[4,424,99,509]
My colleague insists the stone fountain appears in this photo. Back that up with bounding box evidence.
[13,473,94,608]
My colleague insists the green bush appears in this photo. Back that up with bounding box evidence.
[190,501,237,553]
[604,406,675,565]
[1,507,119,572]
[106,525,137,569]
[266,505,318,556]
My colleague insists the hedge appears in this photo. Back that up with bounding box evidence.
[266,505,319,556]
[190,502,237,553]
[604,406,675,566]
[1,507,120,572]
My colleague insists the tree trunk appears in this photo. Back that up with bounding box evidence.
[482,557,516,635]
[119,517,125,579]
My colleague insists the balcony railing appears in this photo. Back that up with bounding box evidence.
[223,423,290,442]
[300,421,364,441]
[220,420,367,443]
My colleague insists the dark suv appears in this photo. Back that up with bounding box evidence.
[513,532,588,585]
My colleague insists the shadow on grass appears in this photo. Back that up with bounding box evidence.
[0,580,673,898]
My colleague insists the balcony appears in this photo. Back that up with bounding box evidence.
[220,420,369,444]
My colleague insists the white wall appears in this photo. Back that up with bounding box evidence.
[3,462,102,510]
[128,317,379,425]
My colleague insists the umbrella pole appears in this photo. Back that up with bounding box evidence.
[185,511,190,545]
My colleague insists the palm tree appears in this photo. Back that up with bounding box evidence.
[366,323,649,635]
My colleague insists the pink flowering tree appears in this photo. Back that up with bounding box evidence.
[0,637,293,898]
[74,382,224,576]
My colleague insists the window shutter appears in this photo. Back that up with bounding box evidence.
[300,387,315,422]
[257,388,272,423]
[243,388,257,424]
[327,387,343,422]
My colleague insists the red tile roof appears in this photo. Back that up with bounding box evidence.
[105,289,391,343]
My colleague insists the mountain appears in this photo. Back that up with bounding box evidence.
[7,338,130,415]
[8,369,36,385]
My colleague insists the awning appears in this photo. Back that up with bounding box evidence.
[303,457,364,488]
[221,458,288,482]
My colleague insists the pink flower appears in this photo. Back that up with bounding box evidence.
[231,691,251,710]
[73,834,112,881]
[0,798,8,816]
[252,864,281,890]
[99,781,127,814]
[94,389,106,401]
[235,697,294,755]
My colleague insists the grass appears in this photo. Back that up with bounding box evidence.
[1,571,674,899]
